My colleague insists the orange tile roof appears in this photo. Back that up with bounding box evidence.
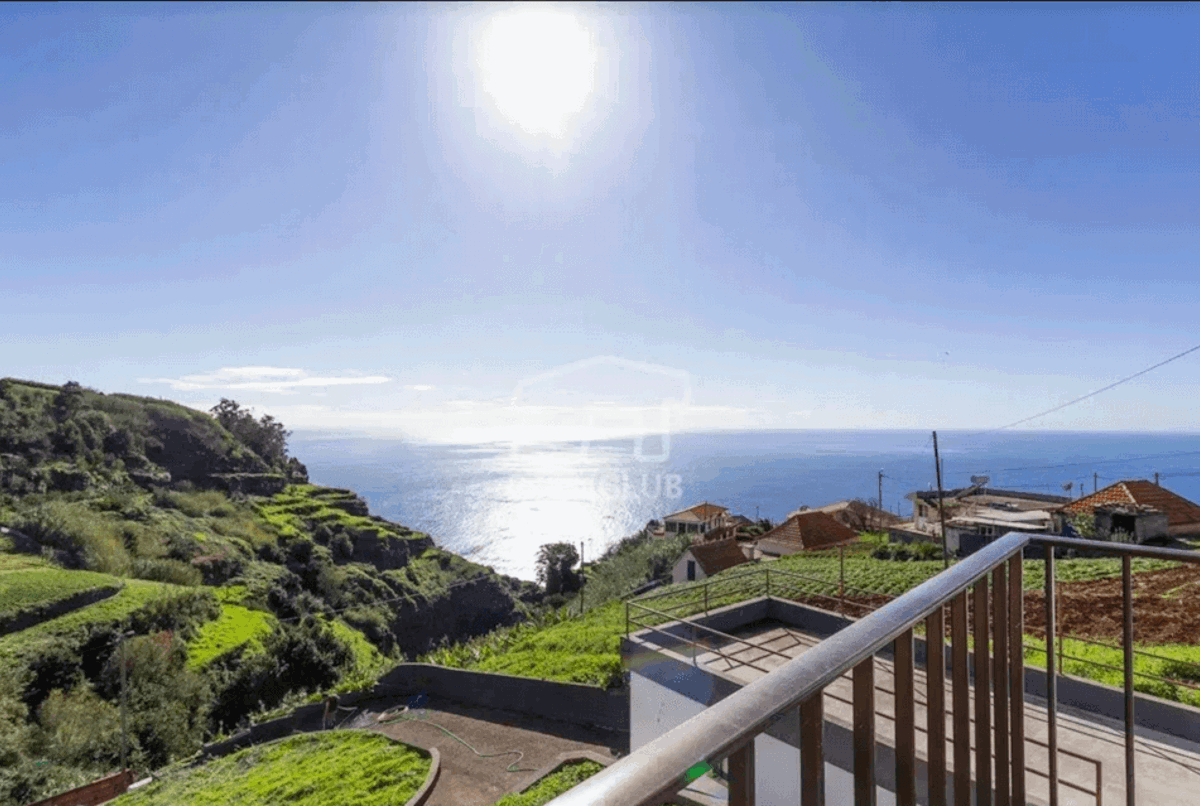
[687,538,751,575]
[1058,480,1200,528]
[760,511,859,551]
[665,502,730,521]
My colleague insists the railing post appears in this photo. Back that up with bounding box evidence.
[728,741,756,806]
[840,545,846,615]
[766,567,771,598]
[800,695,825,806]
[1008,555,1025,806]
[973,579,992,806]
[853,659,876,806]
[1045,544,1059,806]
[895,629,916,806]
[1123,554,1135,806]
[705,583,709,615]
[927,606,947,806]
[951,591,970,806]
[993,563,1011,806]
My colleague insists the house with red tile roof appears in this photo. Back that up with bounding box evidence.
[1054,479,1200,542]
[672,537,751,583]
[662,502,730,535]
[755,511,859,558]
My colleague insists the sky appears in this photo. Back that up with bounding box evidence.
[3,2,1199,443]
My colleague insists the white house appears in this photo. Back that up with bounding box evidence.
[672,538,750,584]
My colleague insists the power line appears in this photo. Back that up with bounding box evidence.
[970,342,1200,436]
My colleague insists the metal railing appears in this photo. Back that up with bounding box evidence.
[547,532,1200,806]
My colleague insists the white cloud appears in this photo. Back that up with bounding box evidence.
[407,385,435,392]
[140,366,391,394]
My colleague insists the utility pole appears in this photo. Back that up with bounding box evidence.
[933,431,949,569]
[878,470,884,530]
[1094,472,1098,493]
[119,632,129,772]
[579,541,585,616]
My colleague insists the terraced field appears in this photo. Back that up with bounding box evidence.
[0,578,192,663]
[0,567,123,633]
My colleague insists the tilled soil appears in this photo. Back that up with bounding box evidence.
[1025,564,1200,645]
[787,564,1200,645]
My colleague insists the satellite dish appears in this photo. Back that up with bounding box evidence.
[1062,481,1074,492]
[970,475,989,487]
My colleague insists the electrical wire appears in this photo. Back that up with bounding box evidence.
[969,341,1200,436]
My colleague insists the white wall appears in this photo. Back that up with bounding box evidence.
[671,550,706,584]
[630,674,896,805]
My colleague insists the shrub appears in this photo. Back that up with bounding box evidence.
[36,685,126,770]
[132,558,203,587]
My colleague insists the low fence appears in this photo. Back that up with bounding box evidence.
[26,769,134,806]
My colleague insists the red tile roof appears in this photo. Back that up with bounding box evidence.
[665,502,730,521]
[1058,480,1200,528]
[759,511,859,551]
[687,538,751,575]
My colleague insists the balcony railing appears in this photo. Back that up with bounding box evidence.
[546,532,1200,806]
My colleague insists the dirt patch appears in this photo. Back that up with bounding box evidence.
[1025,564,1200,646]
[786,564,1200,645]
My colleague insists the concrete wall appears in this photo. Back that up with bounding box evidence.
[201,663,629,762]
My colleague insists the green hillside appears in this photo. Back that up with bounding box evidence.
[0,379,540,806]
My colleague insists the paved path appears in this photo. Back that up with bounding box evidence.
[697,621,1200,806]
[364,697,619,806]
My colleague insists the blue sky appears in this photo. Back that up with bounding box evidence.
[3,2,1198,442]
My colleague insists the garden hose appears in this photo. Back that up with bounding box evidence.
[376,706,535,773]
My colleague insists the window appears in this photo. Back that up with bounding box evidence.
[687,560,696,581]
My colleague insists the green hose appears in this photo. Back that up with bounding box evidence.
[377,707,536,773]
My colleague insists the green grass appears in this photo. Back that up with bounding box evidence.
[422,602,626,688]
[1023,635,1200,708]
[111,731,431,806]
[424,544,1198,693]
[492,760,604,806]
[322,616,392,692]
[185,602,277,670]
[0,566,121,621]
[0,579,184,662]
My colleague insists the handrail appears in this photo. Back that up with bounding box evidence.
[547,532,1032,806]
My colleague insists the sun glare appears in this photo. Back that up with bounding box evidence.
[476,8,597,137]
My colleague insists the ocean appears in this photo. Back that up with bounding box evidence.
[288,429,1200,580]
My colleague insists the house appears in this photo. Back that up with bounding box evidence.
[662,502,729,535]
[907,486,1070,534]
[788,499,902,532]
[945,507,1054,556]
[755,511,858,558]
[671,538,750,583]
[1054,480,1200,543]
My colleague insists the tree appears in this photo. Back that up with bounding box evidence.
[52,381,84,424]
[209,399,291,468]
[536,542,580,595]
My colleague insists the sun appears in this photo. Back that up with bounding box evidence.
[475,8,597,137]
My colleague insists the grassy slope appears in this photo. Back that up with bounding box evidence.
[186,602,276,671]
[426,543,1199,705]
[112,731,431,806]
[0,567,122,622]
[492,760,604,806]
[0,579,187,663]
